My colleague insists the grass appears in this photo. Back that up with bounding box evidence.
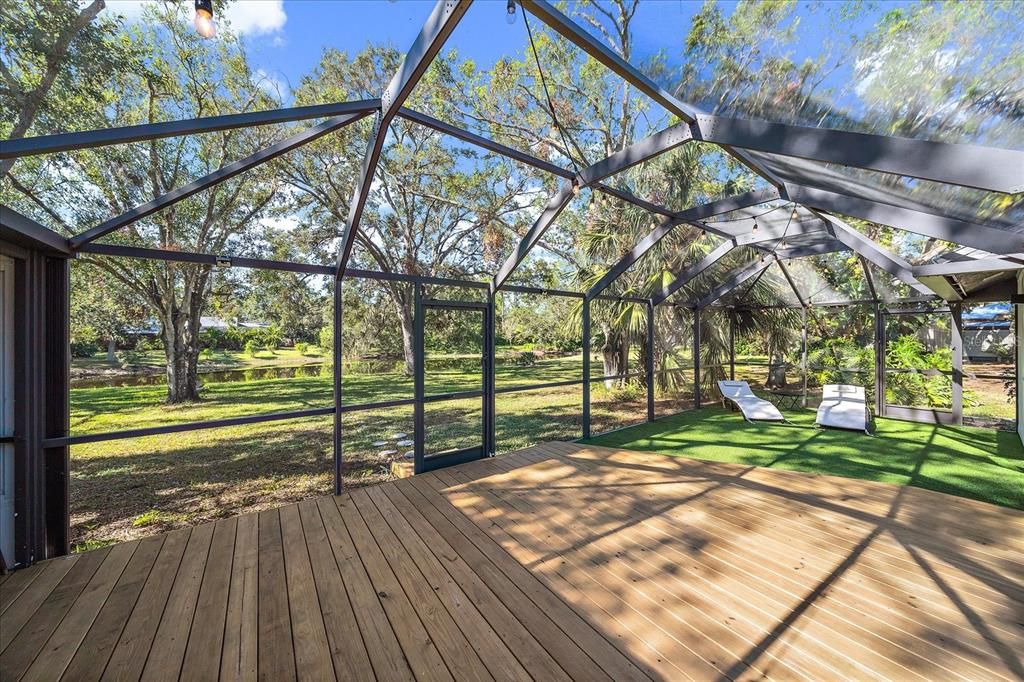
[583,407,1024,510]
[67,351,1019,548]
[68,353,671,548]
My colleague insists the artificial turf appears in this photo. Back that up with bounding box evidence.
[582,407,1024,510]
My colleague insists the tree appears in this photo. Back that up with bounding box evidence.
[284,47,544,375]
[4,2,283,402]
[0,0,138,180]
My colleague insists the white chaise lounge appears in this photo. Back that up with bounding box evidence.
[717,380,785,423]
[816,384,870,434]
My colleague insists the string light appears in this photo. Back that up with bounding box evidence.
[571,179,580,196]
[751,220,758,234]
[194,0,216,38]
[506,0,517,24]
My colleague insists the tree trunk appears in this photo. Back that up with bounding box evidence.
[106,338,116,363]
[398,302,415,377]
[766,353,787,389]
[160,306,202,403]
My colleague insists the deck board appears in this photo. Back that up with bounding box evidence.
[2,442,1022,681]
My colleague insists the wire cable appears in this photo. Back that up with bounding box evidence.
[521,4,586,174]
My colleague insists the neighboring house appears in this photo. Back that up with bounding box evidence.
[964,303,1013,362]
[123,316,271,337]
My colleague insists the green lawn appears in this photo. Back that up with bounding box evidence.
[583,407,1024,510]
[68,353,670,549]
[73,347,327,376]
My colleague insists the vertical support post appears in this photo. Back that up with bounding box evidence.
[646,300,655,422]
[582,298,591,438]
[728,309,736,381]
[332,279,343,495]
[801,306,808,408]
[874,302,886,417]
[951,302,963,426]
[413,283,425,473]
[485,290,496,455]
[693,308,702,409]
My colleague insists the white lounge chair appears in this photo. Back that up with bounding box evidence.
[816,384,870,434]
[717,380,785,423]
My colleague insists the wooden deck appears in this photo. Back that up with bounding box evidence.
[2,442,1023,681]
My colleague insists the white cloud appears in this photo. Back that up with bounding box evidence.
[223,1,286,35]
[105,0,287,36]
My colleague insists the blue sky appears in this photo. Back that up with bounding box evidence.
[227,0,887,106]
[107,0,909,114]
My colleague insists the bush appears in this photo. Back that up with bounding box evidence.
[319,326,333,354]
[514,350,538,366]
[71,326,101,358]
[295,342,310,356]
[244,339,259,357]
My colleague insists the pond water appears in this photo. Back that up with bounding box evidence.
[70,356,514,389]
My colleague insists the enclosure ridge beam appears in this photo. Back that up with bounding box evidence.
[825,215,934,295]
[785,183,1024,255]
[0,99,381,160]
[652,240,734,306]
[0,203,70,254]
[334,0,472,279]
[520,0,789,190]
[69,111,371,248]
[585,187,778,302]
[692,114,1024,194]
[696,257,773,310]
[491,181,576,293]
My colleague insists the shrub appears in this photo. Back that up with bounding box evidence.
[71,326,101,358]
[514,350,538,366]
[295,341,310,356]
[244,339,259,357]
[319,326,333,353]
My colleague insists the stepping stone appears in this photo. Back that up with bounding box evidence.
[403,450,414,459]
[371,440,388,447]
[391,432,408,439]
[378,449,398,457]
[396,439,414,447]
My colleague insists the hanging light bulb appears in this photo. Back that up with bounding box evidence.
[194,0,216,38]
[751,220,758,234]
[571,179,580,196]
[506,0,517,24]
[791,208,799,221]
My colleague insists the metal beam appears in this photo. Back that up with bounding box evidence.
[696,257,772,309]
[70,112,369,248]
[695,114,1024,194]
[578,123,692,186]
[398,107,571,178]
[522,0,788,191]
[773,241,847,259]
[913,257,1024,277]
[0,204,70,254]
[825,216,933,295]
[776,257,807,307]
[0,99,380,160]
[523,0,696,124]
[916,275,964,302]
[335,0,471,278]
[732,215,829,247]
[785,183,1024,255]
[492,181,575,292]
[652,240,733,306]
[585,187,777,301]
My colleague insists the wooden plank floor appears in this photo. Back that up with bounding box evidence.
[2,442,1022,681]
